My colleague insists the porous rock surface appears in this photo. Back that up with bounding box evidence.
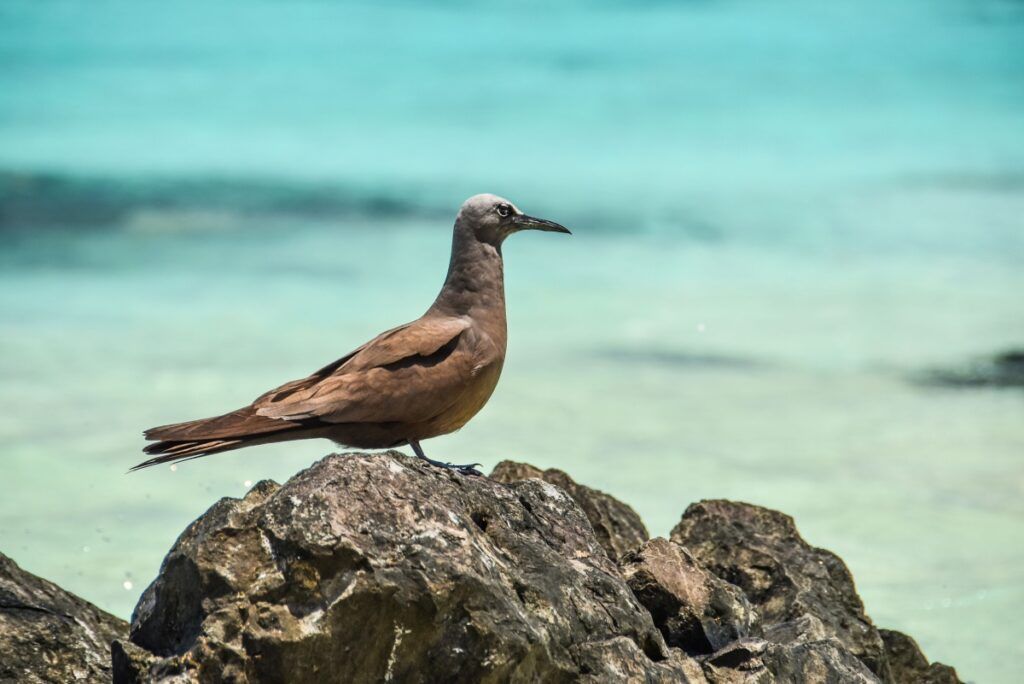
[490,460,649,560]
[620,537,757,655]
[112,452,694,683]
[94,451,961,683]
[670,500,962,684]
[880,630,961,684]
[671,500,890,679]
[0,552,127,683]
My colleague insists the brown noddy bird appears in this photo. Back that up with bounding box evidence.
[136,194,570,475]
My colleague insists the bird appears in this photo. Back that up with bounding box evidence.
[136,194,570,476]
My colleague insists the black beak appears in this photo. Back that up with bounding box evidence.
[512,214,571,234]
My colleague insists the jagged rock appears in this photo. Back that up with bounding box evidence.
[621,538,757,655]
[490,460,648,560]
[101,454,963,683]
[670,500,891,680]
[0,552,127,684]
[113,452,688,683]
[880,629,961,684]
[700,637,879,683]
[760,613,829,645]
[571,637,708,682]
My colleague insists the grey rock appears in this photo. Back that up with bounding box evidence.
[573,637,708,682]
[490,460,649,560]
[701,637,879,683]
[621,538,758,654]
[114,452,680,683]
[105,454,964,683]
[671,500,891,680]
[0,552,127,684]
[880,629,961,684]
[760,613,829,645]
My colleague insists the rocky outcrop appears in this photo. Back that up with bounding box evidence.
[106,452,962,683]
[701,636,879,683]
[490,460,649,560]
[0,451,961,683]
[620,538,757,655]
[671,500,893,680]
[917,348,1024,388]
[880,630,961,684]
[0,552,127,683]
[112,452,694,683]
[615,538,889,683]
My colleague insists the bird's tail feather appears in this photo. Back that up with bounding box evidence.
[136,406,308,471]
[144,406,291,442]
[132,437,248,471]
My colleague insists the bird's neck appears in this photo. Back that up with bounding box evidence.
[430,231,506,320]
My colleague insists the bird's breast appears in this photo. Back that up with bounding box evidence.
[422,344,504,438]
[442,360,503,432]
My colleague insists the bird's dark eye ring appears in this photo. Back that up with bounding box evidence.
[496,204,511,218]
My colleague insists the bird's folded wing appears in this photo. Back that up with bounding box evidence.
[254,316,475,424]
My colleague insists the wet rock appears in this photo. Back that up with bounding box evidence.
[490,460,648,560]
[114,452,677,683]
[880,629,961,684]
[917,348,1024,388]
[621,538,757,654]
[671,500,890,680]
[0,551,127,683]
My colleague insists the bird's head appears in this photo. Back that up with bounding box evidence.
[457,193,570,246]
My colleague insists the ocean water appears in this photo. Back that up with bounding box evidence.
[1,0,1023,680]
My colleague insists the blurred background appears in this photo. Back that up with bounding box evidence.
[1,0,1022,680]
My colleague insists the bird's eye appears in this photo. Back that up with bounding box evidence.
[496,204,511,218]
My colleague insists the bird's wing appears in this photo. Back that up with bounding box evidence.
[254,316,476,424]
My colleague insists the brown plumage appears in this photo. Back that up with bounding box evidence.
[137,194,569,474]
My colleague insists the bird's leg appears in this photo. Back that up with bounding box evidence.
[407,439,483,477]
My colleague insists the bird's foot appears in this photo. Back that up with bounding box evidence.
[421,457,484,477]
[407,439,483,476]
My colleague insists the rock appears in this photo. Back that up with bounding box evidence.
[490,460,648,560]
[917,348,1024,388]
[701,637,879,683]
[670,500,890,680]
[880,629,961,684]
[114,452,690,683]
[760,613,829,645]
[107,454,963,683]
[570,637,708,682]
[620,538,757,655]
[0,551,127,684]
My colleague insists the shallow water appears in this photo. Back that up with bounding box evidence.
[2,1,1023,681]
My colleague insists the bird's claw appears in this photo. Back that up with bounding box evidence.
[418,456,483,477]
[438,461,482,477]
[408,440,483,476]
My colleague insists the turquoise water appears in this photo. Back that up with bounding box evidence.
[2,1,1023,680]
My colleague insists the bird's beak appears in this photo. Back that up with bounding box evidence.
[512,214,572,234]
